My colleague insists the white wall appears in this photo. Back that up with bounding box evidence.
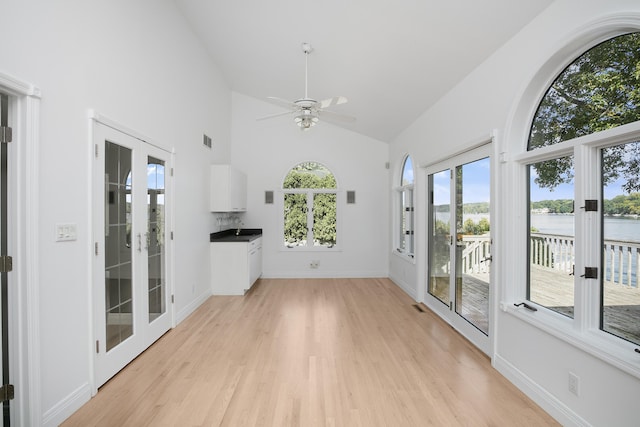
[389,0,640,425]
[0,0,231,424]
[230,92,389,278]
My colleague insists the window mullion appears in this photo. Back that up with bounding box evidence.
[307,191,314,247]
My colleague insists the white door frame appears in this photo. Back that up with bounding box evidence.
[422,138,495,355]
[89,111,174,394]
[0,72,41,426]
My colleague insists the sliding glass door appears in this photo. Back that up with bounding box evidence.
[426,144,492,353]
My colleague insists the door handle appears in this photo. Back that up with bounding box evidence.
[137,233,142,252]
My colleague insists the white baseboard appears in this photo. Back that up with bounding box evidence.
[261,270,388,279]
[176,290,211,324]
[388,273,417,300]
[42,383,92,427]
[492,353,591,427]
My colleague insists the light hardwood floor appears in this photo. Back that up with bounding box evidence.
[63,278,558,426]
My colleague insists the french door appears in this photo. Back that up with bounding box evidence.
[426,144,492,354]
[0,93,10,426]
[93,122,172,388]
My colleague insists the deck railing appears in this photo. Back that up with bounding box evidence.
[530,233,640,287]
[459,235,491,274]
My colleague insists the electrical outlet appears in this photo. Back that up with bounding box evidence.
[568,372,580,396]
[310,260,320,269]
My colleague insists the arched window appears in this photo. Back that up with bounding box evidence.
[396,155,414,256]
[523,32,640,347]
[282,162,338,249]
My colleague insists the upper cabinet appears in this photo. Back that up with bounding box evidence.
[210,164,247,212]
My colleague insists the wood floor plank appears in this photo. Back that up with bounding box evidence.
[63,278,558,426]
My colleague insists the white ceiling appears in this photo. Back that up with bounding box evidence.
[174,0,555,142]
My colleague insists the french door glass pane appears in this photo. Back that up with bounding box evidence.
[313,193,336,247]
[428,170,451,305]
[105,142,134,352]
[601,141,640,345]
[284,193,307,247]
[454,158,490,335]
[147,157,166,323]
[528,156,575,318]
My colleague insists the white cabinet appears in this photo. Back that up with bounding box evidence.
[211,237,262,295]
[210,164,247,212]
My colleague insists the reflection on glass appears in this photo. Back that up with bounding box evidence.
[147,157,166,323]
[454,158,490,335]
[105,142,134,351]
[313,193,336,247]
[428,170,451,305]
[601,141,640,345]
[528,156,575,318]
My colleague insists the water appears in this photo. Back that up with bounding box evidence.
[531,213,640,242]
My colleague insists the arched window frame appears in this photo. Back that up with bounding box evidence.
[505,23,640,378]
[280,161,341,251]
[395,154,415,259]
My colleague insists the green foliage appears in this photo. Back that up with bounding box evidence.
[532,193,640,215]
[283,163,337,246]
[530,199,574,214]
[313,194,337,245]
[529,32,640,191]
[603,192,640,215]
[283,162,337,189]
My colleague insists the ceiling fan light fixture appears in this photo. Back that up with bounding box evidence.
[294,109,319,130]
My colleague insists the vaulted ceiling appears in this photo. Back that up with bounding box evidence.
[175,0,555,142]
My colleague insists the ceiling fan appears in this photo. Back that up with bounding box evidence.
[257,43,355,130]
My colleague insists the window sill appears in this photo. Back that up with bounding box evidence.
[503,301,640,380]
[393,249,416,264]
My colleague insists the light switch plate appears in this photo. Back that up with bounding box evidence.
[56,223,77,242]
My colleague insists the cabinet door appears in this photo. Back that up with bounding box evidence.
[230,168,247,211]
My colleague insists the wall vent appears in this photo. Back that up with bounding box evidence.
[203,134,212,149]
[265,191,274,204]
[346,191,356,204]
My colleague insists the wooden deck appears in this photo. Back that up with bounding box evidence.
[436,266,640,344]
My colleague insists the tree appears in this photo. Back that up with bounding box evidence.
[283,163,337,246]
[530,32,640,192]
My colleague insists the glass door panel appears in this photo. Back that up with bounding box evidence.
[147,157,165,323]
[104,142,134,351]
[425,144,492,354]
[454,158,490,335]
[428,169,451,306]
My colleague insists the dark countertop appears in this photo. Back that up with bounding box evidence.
[210,228,262,242]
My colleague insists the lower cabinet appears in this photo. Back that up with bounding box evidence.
[211,237,262,295]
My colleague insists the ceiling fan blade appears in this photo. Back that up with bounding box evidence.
[256,110,293,121]
[318,109,356,123]
[319,96,348,109]
[265,96,296,109]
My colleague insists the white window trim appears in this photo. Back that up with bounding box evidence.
[505,120,640,379]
